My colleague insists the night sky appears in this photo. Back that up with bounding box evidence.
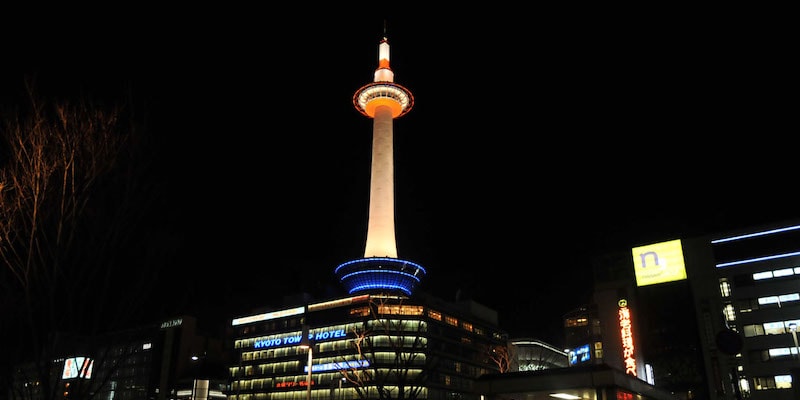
[2,9,795,345]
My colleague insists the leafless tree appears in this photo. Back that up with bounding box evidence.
[0,79,171,399]
[487,344,513,373]
[334,295,432,400]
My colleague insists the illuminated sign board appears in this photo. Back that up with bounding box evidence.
[305,359,370,373]
[62,357,93,379]
[160,318,183,329]
[618,299,637,376]
[568,344,591,365]
[631,239,687,286]
[232,306,305,326]
[254,328,348,349]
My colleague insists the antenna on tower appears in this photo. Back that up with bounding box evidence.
[383,19,388,38]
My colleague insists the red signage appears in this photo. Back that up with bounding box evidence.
[618,299,637,376]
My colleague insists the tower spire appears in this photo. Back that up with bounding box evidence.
[335,33,425,296]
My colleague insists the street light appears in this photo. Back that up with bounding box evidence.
[789,322,799,361]
[300,325,313,400]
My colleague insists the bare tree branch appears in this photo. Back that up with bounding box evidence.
[0,78,172,400]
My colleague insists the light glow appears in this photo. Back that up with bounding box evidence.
[711,224,800,243]
[62,357,93,379]
[618,299,637,376]
[632,239,687,286]
[549,394,581,399]
[716,251,800,268]
[335,258,426,296]
[232,306,305,326]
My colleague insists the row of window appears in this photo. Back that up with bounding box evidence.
[742,320,800,337]
[752,374,792,390]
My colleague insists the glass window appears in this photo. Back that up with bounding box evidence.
[774,268,794,277]
[724,304,736,322]
[764,322,785,335]
[719,279,731,297]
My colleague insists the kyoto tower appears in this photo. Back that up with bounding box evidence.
[334,34,426,296]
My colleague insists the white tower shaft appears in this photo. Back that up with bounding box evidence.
[364,105,397,258]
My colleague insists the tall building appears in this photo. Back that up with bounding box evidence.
[227,34,507,400]
[337,33,423,297]
[577,218,800,400]
[695,220,800,400]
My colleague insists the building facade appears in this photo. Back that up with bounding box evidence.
[227,293,507,400]
[508,338,568,371]
[10,316,227,400]
[693,220,800,400]
[581,219,800,400]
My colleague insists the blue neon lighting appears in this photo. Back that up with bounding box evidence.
[335,257,427,274]
[711,225,800,244]
[335,258,426,295]
[716,251,800,268]
[304,359,370,373]
[350,283,412,295]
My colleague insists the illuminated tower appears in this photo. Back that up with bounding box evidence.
[334,35,426,296]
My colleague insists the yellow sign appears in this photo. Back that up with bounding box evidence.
[631,239,687,286]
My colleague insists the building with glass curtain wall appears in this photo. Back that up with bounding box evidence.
[575,219,800,400]
[227,292,507,400]
[694,220,800,399]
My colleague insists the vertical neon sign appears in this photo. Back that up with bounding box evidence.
[618,299,637,376]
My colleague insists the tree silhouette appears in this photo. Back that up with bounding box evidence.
[0,78,172,399]
[487,344,512,373]
[334,295,433,400]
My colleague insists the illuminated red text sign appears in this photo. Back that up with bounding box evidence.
[618,299,637,376]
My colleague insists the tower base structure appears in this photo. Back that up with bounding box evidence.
[334,257,426,295]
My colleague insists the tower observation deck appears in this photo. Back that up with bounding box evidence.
[334,35,426,296]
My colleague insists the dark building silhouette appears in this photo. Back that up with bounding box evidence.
[10,316,227,400]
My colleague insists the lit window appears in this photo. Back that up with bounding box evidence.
[768,348,791,357]
[763,322,785,335]
[758,296,780,305]
[779,293,800,303]
[723,304,736,322]
[719,279,731,297]
[753,271,774,280]
[776,374,792,389]
[742,324,765,337]
[739,378,750,395]
[774,268,794,277]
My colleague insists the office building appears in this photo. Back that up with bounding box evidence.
[696,220,800,399]
[576,219,800,400]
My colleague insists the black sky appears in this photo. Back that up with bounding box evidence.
[2,9,796,345]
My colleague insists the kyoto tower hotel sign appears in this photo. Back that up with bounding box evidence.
[334,36,426,296]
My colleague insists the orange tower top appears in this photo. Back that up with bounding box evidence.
[353,37,414,119]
